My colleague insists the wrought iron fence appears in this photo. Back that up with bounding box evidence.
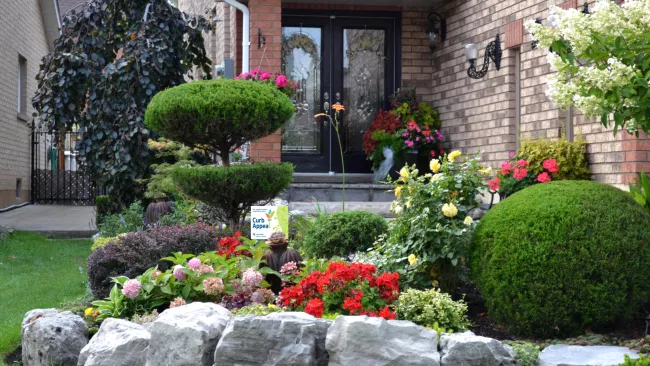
[31,130,97,205]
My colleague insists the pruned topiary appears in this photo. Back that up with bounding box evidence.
[145,79,294,166]
[470,180,650,337]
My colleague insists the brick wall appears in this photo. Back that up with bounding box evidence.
[0,0,51,208]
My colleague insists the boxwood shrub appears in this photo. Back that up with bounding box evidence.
[302,210,388,258]
[171,162,293,229]
[87,223,218,298]
[470,180,650,337]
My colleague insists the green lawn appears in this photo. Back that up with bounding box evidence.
[0,231,92,364]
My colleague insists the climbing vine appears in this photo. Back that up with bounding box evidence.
[32,0,213,204]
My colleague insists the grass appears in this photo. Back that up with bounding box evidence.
[0,231,92,364]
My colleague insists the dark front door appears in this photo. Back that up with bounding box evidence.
[281,10,400,173]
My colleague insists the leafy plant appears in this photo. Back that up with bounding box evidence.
[278,261,399,319]
[517,137,590,180]
[98,201,145,237]
[87,223,218,298]
[32,0,213,204]
[620,354,650,365]
[145,79,294,166]
[470,180,650,337]
[170,163,294,229]
[232,304,284,316]
[301,211,388,259]
[91,236,119,251]
[629,171,650,215]
[363,110,403,158]
[503,341,540,366]
[371,151,487,292]
[395,288,469,332]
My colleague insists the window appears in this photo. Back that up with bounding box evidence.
[18,55,27,116]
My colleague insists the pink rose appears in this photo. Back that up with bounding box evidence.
[251,68,260,75]
[275,74,288,88]
[260,72,271,81]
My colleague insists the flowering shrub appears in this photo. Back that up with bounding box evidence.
[236,68,295,98]
[395,288,470,332]
[525,1,650,134]
[370,151,487,292]
[277,261,399,320]
[91,238,281,320]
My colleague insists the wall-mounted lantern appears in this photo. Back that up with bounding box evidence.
[465,34,502,79]
[427,12,446,52]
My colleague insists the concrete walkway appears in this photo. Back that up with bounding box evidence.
[0,205,97,238]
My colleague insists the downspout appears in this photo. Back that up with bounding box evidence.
[53,0,62,32]
[223,0,250,73]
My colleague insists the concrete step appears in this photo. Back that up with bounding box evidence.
[283,183,394,203]
[289,201,393,218]
[292,173,375,184]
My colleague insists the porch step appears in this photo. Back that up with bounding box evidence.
[283,182,394,203]
[292,173,375,184]
[289,201,393,218]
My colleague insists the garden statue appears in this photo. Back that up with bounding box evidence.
[263,232,302,293]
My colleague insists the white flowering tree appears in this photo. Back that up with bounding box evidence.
[526,0,650,134]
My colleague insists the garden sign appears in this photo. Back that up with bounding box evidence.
[250,206,289,240]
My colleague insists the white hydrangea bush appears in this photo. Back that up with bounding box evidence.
[525,0,650,134]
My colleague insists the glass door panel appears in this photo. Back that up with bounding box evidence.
[281,27,322,153]
[342,29,386,153]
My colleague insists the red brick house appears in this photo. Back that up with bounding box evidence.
[178,0,649,188]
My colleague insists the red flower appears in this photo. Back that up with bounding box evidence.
[488,177,500,191]
[513,167,528,180]
[430,150,437,158]
[543,159,559,173]
[537,172,552,183]
[515,159,530,167]
[343,293,364,314]
[500,162,513,175]
[278,285,304,307]
[379,306,396,320]
[216,236,248,258]
[305,298,325,318]
[407,120,419,131]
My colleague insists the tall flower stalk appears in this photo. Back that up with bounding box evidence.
[316,103,346,211]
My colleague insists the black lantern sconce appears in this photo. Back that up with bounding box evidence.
[427,12,446,52]
[531,2,588,50]
[465,34,502,79]
[582,1,590,14]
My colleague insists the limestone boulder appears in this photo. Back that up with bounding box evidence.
[145,302,231,366]
[213,312,331,365]
[326,316,440,366]
[77,318,150,366]
[22,310,88,366]
[439,332,516,366]
[538,345,639,366]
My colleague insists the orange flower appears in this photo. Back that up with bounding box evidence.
[314,113,328,118]
[332,103,345,112]
[130,33,136,40]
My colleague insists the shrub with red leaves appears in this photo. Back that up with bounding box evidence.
[277,261,399,320]
[362,110,402,156]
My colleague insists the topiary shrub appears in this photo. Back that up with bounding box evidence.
[87,223,217,298]
[171,163,293,229]
[145,79,294,166]
[395,288,469,332]
[302,211,388,258]
[470,180,650,337]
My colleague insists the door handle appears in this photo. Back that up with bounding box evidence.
[324,102,330,111]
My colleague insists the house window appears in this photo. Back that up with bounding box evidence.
[18,55,27,116]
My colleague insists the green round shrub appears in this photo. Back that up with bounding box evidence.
[396,288,469,332]
[470,180,650,337]
[171,163,294,228]
[145,79,295,165]
[302,211,388,258]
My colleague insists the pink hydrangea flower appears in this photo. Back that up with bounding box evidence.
[242,268,263,288]
[188,258,201,271]
[199,264,214,275]
[203,277,224,296]
[280,262,298,275]
[169,297,186,308]
[260,72,271,81]
[173,265,187,281]
[543,159,559,173]
[251,288,275,304]
[537,172,552,183]
[275,74,288,88]
[122,279,141,299]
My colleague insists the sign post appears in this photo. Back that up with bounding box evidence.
[250,206,289,240]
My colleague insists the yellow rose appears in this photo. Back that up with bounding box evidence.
[408,254,418,266]
[405,199,412,208]
[448,150,462,163]
[394,186,402,197]
[479,166,492,176]
[399,166,409,179]
[431,174,442,182]
[84,307,95,317]
[442,203,458,218]
[429,159,441,173]
[464,216,473,225]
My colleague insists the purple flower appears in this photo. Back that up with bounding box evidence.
[405,140,414,148]
[402,132,409,137]
[250,288,275,304]
[122,279,141,299]
[509,151,516,158]
[280,261,298,275]
[188,258,201,270]
[242,268,263,288]
[436,131,444,141]
[173,265,187,281]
